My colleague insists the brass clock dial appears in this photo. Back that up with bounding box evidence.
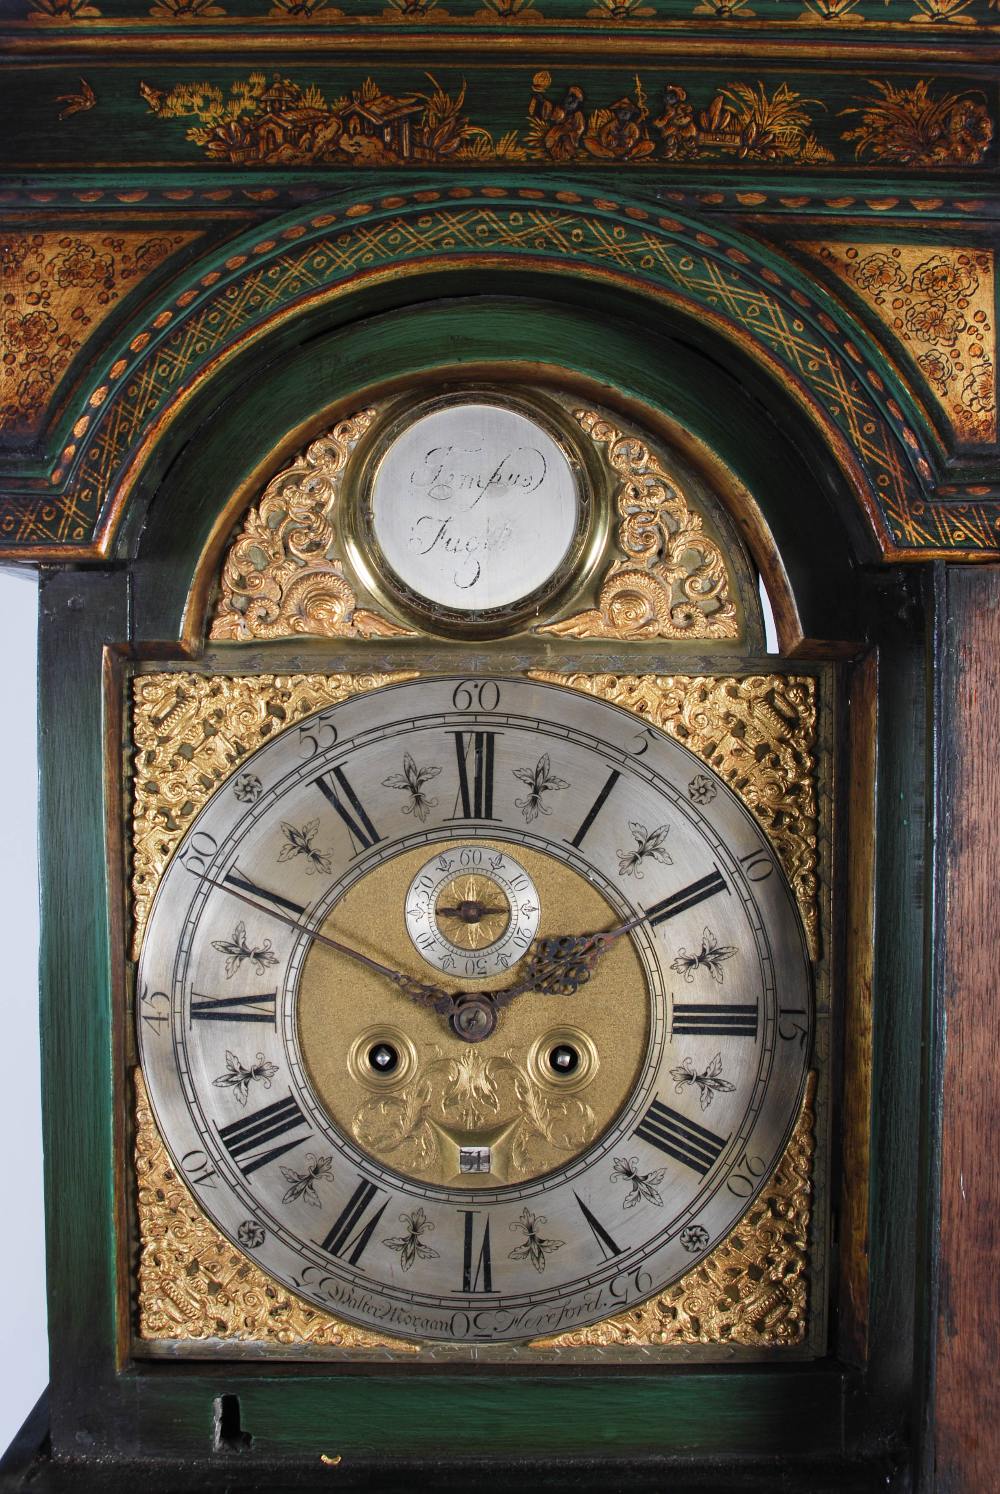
[137,676,812,1345]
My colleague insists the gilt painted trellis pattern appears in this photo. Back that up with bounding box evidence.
[0,189,984,555]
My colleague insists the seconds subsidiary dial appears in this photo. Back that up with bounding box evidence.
[137,676,812,1345]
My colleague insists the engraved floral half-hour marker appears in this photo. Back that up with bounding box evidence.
[233,772,263,804]
[507,1207,564,1272]
[670,1053,736,1111]
[616,820,673,879]
[670,926,738,984]
[687,773,718,805]
[212,1050,279,1108]
[381,752,442,822]
[280,1153,334,1208]
[237,1220,266,1250]
[278,818,333,875]
[610,1155,666,1209]
[679,1222,711,1254]
[512,753,570,822]
[211,920,280,979]
[382,1207,441,1271]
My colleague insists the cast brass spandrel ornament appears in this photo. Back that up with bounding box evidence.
[530,671,819,953]
[134,1069,415,1350]
[537,410,739,642]
[130,670,413,957]
[531,1072,815,1350]
[209,412,415,643]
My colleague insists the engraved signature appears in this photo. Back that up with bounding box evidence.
[409,442,548,509]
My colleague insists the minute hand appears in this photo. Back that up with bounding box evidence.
[197,872,457,1016]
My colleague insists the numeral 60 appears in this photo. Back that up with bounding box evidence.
[452,680,501,711]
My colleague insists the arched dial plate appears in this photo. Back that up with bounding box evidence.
[137,675,812,1346]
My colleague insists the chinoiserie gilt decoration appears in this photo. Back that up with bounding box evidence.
[17,0,1000,25]
[540,411,738,641]
[130,672,413,958]
[134,1069,413,1349]
[0,230,197,438]
[532,672,819,954]
[800,243,996,445]
[209,414,414,642]
[533,1072,815,1349]
[133,70,993,172]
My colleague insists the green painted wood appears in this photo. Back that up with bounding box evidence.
[127,1367,848,1461]
[858,568,934,1449]
[4,0,998,28]
[37,571,130,1453]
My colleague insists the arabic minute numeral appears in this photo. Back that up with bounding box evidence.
[778,1008,809,1047]
[452,679,501,712]
[644,868,729,929]
[179,830,219,877]
[739,848,774,882]
[566,769,620,850]
[319,1178,389,1267]
[629,725,658,758]
[139,984,170,1036]
[181,1148,218,1190]
[461,1211,494,1293]
[297,711,338,759]
[313,765,382,854]
[216,1091,312,1178]
[634,1098,728,1177]
[574,1194,623,1260]
[726,1150,768,1198]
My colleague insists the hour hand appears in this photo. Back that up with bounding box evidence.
[491,922,635,1007]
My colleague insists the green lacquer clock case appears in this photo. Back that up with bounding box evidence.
[0,141,995,1488]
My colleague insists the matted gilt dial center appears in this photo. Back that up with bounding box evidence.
[404,847,540,979]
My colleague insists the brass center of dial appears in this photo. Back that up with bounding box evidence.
[434,874,511,951]
[297,841,651,1189]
